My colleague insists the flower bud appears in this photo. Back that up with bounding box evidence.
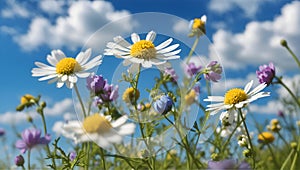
[280,39,287,47]
[14,155,25,167]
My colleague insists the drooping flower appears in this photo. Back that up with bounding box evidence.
[14,155,25,167]
[16,94,36,111]
[153,95,173,115]
[164,67,178,82]
[185,62,202,77]
[86,74,106,94]
[203,61,222,82]
[185,87,199,105]
[188,15,207,37]
[258,132,275,144]
[256,62,275,85]
[207,159,251,169]
[62,114,135,149]
[32,49,102,89]
[15,128,51,153]
[0,128,5,136]
[104,31,181,73]
[122,87,140,104]
[267,119,281,132]
[204,80,270,115]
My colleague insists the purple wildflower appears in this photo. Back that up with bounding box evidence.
[277,110,284,118]
[14,155,25,167]
[164,67,178,82]
[86,74,106,94]
[153,95,173,115]
[256,62,275,85]
[69,151,77,161]
[208,159,251,169]
[15,128,51,153]
[94,83,119,104]
[0,128,5,136]
[204,61,222,82]
[185,62,202,77]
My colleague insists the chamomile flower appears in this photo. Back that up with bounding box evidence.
[188,15,207,37]
[31,49,102,89]
[104,31,181,73]
[62,114,135,148]
[204,80,270,115]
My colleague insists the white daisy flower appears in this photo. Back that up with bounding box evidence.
[204,80,270,115]
[104,30,181,73]
[62,114,135,148]
[188,15,207,37]
[31,48,102,89]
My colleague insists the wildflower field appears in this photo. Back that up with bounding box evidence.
[0,1,300,170]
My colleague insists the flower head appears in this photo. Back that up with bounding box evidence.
[86,74,106,94]
[258,132,275,144]
[62,114,135,148]
[203,61,222,82]
[164,67,178,82]
[0,128,5,136]
[153,95,173,115]
[204,80,270,115]
[95,83,119,104]
[16,94,36,111]
[69,151,77,161]
[185,62,202,77]
[207,159,251,169]
[32,49,102,89]
[256,62,275,85]
[14,155,25,167]
[188,15,207,37]
[185,87,199,105]
[122,87,140,104]
[15,128,51,153]
[104,31,181,73]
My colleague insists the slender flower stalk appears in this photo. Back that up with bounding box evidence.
[281,39,300,68]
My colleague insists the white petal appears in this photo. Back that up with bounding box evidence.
[128,64,139,73]
[52,49,66,61]
[204,96,224,102]
[244,80,253,94]
[123,59,132,66]
[61,75,68,82]
[103,131,122,143]
[206,102,224,108]
[76,48,91,65]
[156,54,180,60]
[248,83,267,96]
[142,60,152,68]
[38,74,57,81]
[47,54,59,66]
[155,38,173,51]
[157,49,181,57]
[146,31,156,41]
[157,44,180,54]
[201,15,207,23]
[118,123,136,135]
[111,116,128,128]
[149,59,166,65]
[81,55,103,70]
[128,57,144,64]
[48,77,58,84]
[131,33,140,43]
[95,135,110,148]
[56,81,64,88]
[34,62,56,70]
[106,42,130,52]
[114,36,131,47]
[76,72,91,78]
[69,75,78,83]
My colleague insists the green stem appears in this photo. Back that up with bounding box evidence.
[285,45,300,68]
[291,138,300,170]
[275,76,300,108]
[100,148,106,170]
[265,143,280,168]
[221,119,243,152]
[277,131,289,146]
[280,149,295,170]
[85,142,90,170]
[28,150,31,170]
[238,109,255,169]
[186,36,200,63]
[74,84,87,117]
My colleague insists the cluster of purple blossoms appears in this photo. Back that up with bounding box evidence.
[185,62,202,77]
[164,67,178,82]
[86,74,119,105]
[256,62,275,85]
[204,61,222,82]
[15,128,51,153]
[207,159,251,169]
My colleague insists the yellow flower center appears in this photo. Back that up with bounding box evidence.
[122,87,140,103]
[224,88,248,105]
[56,58,81,75]
[192,18,205,29]
[130,40,157,59]
[258,132,275,143]
[185,89,197,105]
[82,114,112,133]
[21,94,35,105]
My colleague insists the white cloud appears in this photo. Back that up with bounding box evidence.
[0,98,74,124]
[0,26,17,35]
[39,0,64,14]
[14,1,135,51]
[209,0,270,18]
[173,19,189,35]
[1,0,30,18]
[250,100,283,114]
[209,1,300,73]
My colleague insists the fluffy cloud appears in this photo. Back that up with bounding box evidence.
[13,1,135,51]
[209,1,300,73]
[39,0,64,14]
[0,98,74,124]
[208,0,270,18]
[173,19,189,35]
[1,0,30,18]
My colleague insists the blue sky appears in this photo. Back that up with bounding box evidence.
[0,0,299,163]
